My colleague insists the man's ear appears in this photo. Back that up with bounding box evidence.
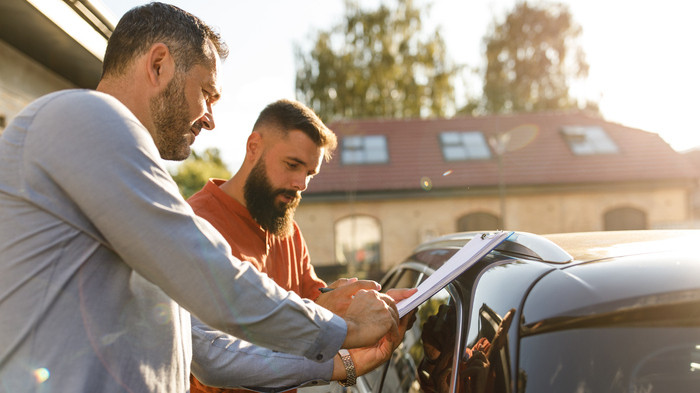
[246,132,264,163]
[146,43,176,88]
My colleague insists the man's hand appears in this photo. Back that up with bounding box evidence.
[315,278,381,317]
[341,289,399,349]
[332,288,417,380]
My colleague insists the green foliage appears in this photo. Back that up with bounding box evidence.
[170,148,231,199]
[295,0,460,121]
[476,2,591,114]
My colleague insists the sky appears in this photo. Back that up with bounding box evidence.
[99,0,700,171]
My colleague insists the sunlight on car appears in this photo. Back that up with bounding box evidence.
[361,230,700,393]
[595,231,700,259]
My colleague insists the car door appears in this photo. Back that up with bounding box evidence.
[355,264,465,393]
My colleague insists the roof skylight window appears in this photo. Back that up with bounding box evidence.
[561,126,619,155]
[439,131,492,161]
[341,135,389,164]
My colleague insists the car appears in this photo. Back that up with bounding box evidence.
[356,230,700,393]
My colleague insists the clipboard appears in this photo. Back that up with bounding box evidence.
[397,231,513,317]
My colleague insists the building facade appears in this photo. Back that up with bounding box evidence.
[0,0,113,134]
[296,112,697,277]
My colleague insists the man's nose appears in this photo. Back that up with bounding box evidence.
[201,111,215,130]
[199,105,216,130]
[292,174,309,192]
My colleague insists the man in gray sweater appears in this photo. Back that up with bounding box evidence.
[0,3,400,392]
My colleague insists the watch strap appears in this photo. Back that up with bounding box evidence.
[338,349,357,386]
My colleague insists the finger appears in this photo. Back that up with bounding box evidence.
[388,311,400,339]
[406,311,417,330]
[385,295,401,330]
[336,280,381,297]
[386,288,417,302]
[377,292,400,317]
[372,291,400,333]
[349,280,381,291]
[394,312,413,339]
[328,277,358,289]
[399,309,417,330]
[358,289,398,326]
[399,308,415,323]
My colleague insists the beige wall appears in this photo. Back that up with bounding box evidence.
[296,185,691,272]
[0,39,75,133]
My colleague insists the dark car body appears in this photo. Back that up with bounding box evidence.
[358,230,700,393]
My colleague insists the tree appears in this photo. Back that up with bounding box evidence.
[295,0,459,121]
[170,148,231,199]
[477,2,591,114]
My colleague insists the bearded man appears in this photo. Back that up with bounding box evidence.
[187,99,413,392]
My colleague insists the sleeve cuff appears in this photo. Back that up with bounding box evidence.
[303,313,346,362]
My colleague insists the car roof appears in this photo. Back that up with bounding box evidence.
[524,248,700,324]
[414,229,700,264]
[542,230,700,263]
[406,230,700,326]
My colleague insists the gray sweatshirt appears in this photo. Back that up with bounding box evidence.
[0,90,345,393]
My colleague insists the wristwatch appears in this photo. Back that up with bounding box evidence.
[337,349,357,386]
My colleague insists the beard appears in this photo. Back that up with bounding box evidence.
[244,158,300,237]
[149,73,198,161]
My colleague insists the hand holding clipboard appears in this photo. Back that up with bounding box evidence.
[397,231,513,318]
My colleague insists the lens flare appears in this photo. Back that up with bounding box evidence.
[34,368,49,383]
[442,170,453,176]
[500,124,540,152]
[153,303,171,324]
[420,177,432,191]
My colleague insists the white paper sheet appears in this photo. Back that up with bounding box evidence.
[397,231,513,317]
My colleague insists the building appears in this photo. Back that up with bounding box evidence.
[296,111,697,278]
[0,0,114,134]
[681,148,700,222]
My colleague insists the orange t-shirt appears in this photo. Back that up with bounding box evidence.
[187,179,326,393]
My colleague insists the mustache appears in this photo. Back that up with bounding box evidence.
[277,189,301,202]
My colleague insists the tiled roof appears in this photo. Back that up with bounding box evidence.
[306,111,696,195]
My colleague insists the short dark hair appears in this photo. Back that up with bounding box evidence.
[102,2,228,77]
[253,99,338,161]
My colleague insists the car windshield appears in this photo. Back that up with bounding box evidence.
[519,327,700,392]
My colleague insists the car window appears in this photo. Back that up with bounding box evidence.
[456,304,515,393]
[360,271,455,393]
[363,290,514,393]
[519,327,700,392]
[455,260,551,393]
[385,267,424,291]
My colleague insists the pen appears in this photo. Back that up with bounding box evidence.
[318,287,334,293]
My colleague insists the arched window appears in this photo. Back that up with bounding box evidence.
[335,215,381,277]
[604,207,647,230]
[457,212,501,232]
